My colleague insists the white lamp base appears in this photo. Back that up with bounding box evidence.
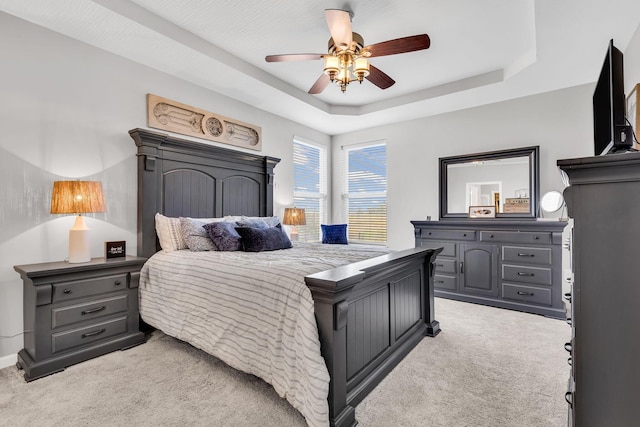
[289,226,299,241]
[68,215,91,263]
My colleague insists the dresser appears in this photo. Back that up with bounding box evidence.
[14,256,147,381]
[412,220,567,318]
[559,153,640,426]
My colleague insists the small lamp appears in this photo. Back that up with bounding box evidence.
[282,207,306,241]
[50,181,106,263]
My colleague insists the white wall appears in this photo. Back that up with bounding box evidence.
[0,12,330,361]
[332,84,594,250]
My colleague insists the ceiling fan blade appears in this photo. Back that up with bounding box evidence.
[325,9,352,50]
[364,34,431,58]
[308,74,331,94]
[265,53,325,62]
[366,65,395,90]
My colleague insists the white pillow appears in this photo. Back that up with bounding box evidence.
[155,213,187,252]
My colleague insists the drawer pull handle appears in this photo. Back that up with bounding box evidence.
[435,280,444,284]
[489,234,494,238]
[81,306,106,316]
[566,318,572,326]
[534,236,539,240]
[564,342,572,354]
[81,328,106,339]
[517,272,534,276]
[435,263,444,267]
[463,233,467,237]
[460,262,464,274]
[517,253,534,257]
[568,357,572,366]
[114,280,122,286]
[565,392,573,408]
[517,291,534,296]
[63,289,72,294]
[564,292,572,303]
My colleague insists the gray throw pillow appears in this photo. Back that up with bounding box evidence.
[180,217,217,251]
[203,221,242,251]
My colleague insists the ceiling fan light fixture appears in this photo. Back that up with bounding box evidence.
[266,9,429,95]
[323,55,339,81]
[353,57,370,82]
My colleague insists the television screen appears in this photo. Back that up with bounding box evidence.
[593,39,632,155]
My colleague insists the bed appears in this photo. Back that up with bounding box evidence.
[130,128,442,427]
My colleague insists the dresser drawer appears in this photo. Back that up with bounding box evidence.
[51,316,128,354]
[421,229,476,241]
[480,231,551,245]
[434,274,457,291]
[52,274,128,303]
[502,265,552,286]
[419,240,456,257]
[51,294,128,329]
[502,283,552,306]
[433,258,457,274]
[502,246,552,265]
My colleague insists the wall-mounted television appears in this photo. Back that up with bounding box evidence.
[593,39,634,155]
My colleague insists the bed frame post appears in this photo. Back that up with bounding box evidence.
[424,248,442,337]
[311,276,363,427]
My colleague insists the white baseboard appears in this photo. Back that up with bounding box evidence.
[0,353,17,370]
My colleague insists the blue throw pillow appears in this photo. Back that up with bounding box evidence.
[321,224,348,245]
[235,224,292,252]
[203,221,242,251]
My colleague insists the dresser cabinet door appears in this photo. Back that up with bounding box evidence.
[460,243,498,296]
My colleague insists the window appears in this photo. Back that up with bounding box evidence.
[293,138,327,242]
[342,142,387,244]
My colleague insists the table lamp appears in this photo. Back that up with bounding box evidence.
[282,207,306,241]
[50,181,106,263]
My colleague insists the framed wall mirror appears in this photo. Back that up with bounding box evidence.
[439,146,540,219]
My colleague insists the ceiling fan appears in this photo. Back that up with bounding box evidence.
[265,9,431,94]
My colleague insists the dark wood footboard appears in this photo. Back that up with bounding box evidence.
[305,246,442,427]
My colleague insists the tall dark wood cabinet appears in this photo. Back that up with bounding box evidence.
[559,153,640,426]
[412,220,567,318]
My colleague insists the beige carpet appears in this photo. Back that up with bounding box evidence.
[0,298,570,427]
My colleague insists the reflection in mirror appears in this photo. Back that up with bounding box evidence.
[440,147,539,219]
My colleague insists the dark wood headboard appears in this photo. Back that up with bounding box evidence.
[130,128,280,258]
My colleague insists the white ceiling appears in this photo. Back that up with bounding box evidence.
[2,0,640,135]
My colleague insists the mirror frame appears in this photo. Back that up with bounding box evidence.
[439,146,540,219]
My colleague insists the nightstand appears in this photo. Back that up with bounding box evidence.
[14,256,147,381]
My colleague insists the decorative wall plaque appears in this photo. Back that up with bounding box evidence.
[147,94,262,151]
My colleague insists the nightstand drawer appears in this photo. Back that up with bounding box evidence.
[52,274,127,303]
[52,295,128,329]
[502,246,552,265]
[502,283,552,306]
[51,316,127,354]
[502,265,552,286]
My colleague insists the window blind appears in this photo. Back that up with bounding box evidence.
[293,139,327,242]
[343,143,387,243]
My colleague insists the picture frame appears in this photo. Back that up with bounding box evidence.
[628,84,639,149]
[469,205,496,218]
[105,240,126,259]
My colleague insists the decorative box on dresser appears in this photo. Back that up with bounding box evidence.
[14,256,147,381]
[412,220,567,319]
[559,153,640,426]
